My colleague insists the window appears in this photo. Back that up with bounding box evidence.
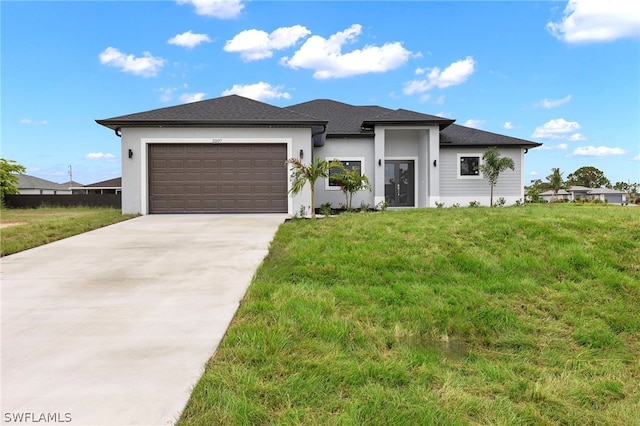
[459,156,480,178]
[326,158,364,189]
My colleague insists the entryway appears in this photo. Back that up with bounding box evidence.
[384,159,415,207]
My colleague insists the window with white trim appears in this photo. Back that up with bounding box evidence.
[458,154,481,179]
[326,158,364,189]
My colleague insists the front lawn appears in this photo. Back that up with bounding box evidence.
[179,204,639,425]
[0,206,136,256]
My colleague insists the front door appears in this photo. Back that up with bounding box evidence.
[384,160,415,207]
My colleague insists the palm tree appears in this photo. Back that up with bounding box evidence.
[331,167,371,210]
[478,146,515,207]
[285,157,343,218]
[546,167,565,201]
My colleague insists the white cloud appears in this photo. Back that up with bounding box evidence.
[179,92,206,103]
[176,0,244,19]
[633,153,640,161]
[225,25,310,61]
[403,56,476,95]
[537,94,572,108]
[540,143,569,151]
[157,87,176,102]
[531,118,581,139]
[547,0,640,43]
[281,24,412,79]
[504,122,514,129]
[20,118,48,125]
[168,31,212,49]
[571,146,627,157]
[568,133,587,141]
[99,47,165,77]
[85,152,116,161]
[221,82,291,101]
[530,171,539,176]
[463,119,484,129]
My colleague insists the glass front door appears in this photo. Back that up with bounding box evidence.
[384,160,415,207]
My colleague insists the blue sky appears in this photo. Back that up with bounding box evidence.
[2,0,639,186]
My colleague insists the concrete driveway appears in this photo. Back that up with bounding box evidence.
[1,214,285,425]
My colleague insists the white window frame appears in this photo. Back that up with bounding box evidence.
[325,157,365,191]
[457,153,483,179]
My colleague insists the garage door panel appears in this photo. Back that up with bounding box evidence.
[149,143,287,213]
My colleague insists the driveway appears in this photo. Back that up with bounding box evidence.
[1,214,285,425]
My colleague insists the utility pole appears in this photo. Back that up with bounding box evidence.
[68,164,73,188]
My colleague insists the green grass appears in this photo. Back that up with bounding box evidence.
[0,206,136,256]
[179,204,640,425]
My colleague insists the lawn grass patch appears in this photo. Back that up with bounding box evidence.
[179,204,639,425]
[0,206,136,256]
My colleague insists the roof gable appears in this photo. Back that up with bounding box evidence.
[85,177,122,188]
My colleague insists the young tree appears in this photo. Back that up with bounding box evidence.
[0,158,26,203]
[566,166,611,188]
[331,167,371,210]
[478,146,514,207]
[286,157,343,219]
[546,167,565,201]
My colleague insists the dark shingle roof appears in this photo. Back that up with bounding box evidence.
[286,99,391,136]
[96,95,326,130]
[85,177,122,188]
[364,108,454,129]
[96,95,541,148]
[440,124,542,148]
[286,100,453,136]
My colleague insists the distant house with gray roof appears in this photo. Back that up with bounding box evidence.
[539,186,627,204]
[96,95,542,214]
[16,174,71,195]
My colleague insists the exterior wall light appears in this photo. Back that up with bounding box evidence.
[378,159,382,166]
[299,149,304,159]
[128,149,133,159]
[433,159,437,167]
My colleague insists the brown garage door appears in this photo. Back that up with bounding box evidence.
[148,143,287,213]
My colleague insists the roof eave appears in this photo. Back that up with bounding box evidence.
[362,119,455,130]
[95,119,328,131]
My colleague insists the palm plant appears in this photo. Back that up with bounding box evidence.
[546,167,565,201]
[286,157,342,218]
[478,146,515,207]
[331,167,371,210]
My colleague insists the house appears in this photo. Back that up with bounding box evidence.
[63,180,86,194]
[71,178,122,194]
[539,186,627,204]
[16,174,72,195]
[96,95,541,215]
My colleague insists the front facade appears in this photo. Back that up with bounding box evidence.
[97,95,541,215]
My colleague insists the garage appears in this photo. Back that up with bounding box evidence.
[148,143,287,213]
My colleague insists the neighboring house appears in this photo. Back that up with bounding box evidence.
[82,177,122,195]
[16,174,72,195]
[539,186,627,204]
[96,95,542,215]
[588,188,627,204]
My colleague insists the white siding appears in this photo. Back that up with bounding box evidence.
[439,146,524,206]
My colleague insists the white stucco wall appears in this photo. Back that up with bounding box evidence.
[439,146,525,207]
[313,137,375,209]
[119,127,312,215]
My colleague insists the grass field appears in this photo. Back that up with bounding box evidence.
[0,206,136,256]
[179,204,639,425]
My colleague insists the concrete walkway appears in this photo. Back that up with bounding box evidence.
[1,214,285,425]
